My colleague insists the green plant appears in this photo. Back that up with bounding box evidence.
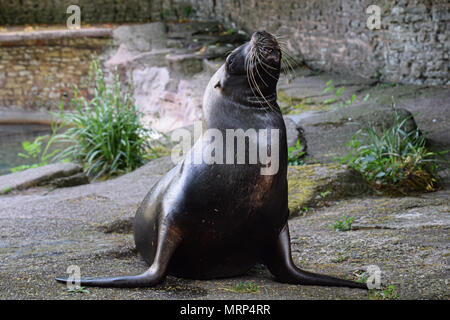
[0,187,12,195]
[233,282,259,293]
[226,28,235,35]
[369,285,399,300]
[162,8,176,20]
[53,59,158,181]
[331,254,349,263]
[288,139,305,165]
[10,132,61,173]
[10,136,45,173]
[182,5,193,18]
[329,215,354,232]
[340,93,356,108]
[67,286,90,294]
[319,190,332,198]
[299,206,311,215]
[339,105,447,194]
[322,80,335,94]
[356,275,368,284]
[322,80,359,109]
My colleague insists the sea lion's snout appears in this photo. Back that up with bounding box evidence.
[251,30,280,64]
[251,30,274,42]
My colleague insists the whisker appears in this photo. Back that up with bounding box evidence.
[280,48,301,69]
[249,57,272,109]
[254,54,279,81]
[280,50,298,77]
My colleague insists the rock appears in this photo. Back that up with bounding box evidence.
[203,45,233,59]
[167,21,222,39]
[106,44,139,67]
[112,22,167,52]
[106,47,173,70]
[132,66,170,120]
[166,53,204,75]
[203,58,224,75]
[284,116,300,148]
[100,216,134,234]
[51,172,89,188]
[107,22,171,84]
[0,162,82,193]
[288,103,417,163]
[287,164,369,216]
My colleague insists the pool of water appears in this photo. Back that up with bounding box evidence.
[0,124,56,176]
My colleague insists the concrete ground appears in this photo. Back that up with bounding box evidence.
[0,156,448,299]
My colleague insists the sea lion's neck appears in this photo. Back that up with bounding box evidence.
[204,100,284,134]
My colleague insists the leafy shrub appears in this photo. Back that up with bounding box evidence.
[54,59,157,180]
[340,106,447,194]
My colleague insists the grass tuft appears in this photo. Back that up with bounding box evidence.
[339,104,447,194]
[53,58,159,181]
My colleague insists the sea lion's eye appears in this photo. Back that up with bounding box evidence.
[228,56,234,65]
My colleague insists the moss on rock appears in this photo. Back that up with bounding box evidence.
[287,164,369,217]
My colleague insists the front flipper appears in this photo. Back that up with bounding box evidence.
[263,222,367,289]
[55,225,182,288]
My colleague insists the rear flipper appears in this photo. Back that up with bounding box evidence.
[55,225,181,288]
[263,222,367,289]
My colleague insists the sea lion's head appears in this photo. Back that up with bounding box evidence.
[211,30,282,109]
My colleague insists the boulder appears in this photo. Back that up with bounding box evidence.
[288,103,417,163]
[166,53,205,76]
[284,116,301,148]
[0,162,83,194]
[112,22,167,52]
[100,216,134,234]
[51,172,89,188]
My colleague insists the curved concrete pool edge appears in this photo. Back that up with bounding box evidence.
[0,109,63,125]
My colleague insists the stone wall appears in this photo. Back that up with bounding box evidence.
[0,0,448,87]
[187,0,449,85]
[0,0,149,25]
[0,33,112,109]
[0,0,199,25]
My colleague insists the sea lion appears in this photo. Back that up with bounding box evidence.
[56,30,366,289]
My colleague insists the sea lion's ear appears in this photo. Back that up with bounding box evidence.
[214,81,221,89]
